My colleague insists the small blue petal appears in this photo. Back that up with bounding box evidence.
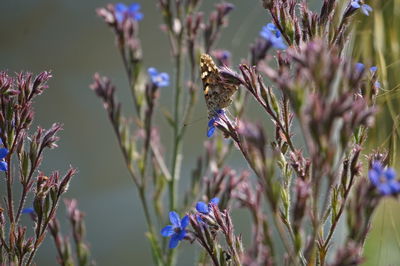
[389,181,400,194]
[221,51,231,60]
[216,109,224,115]
[385,168,396,180]
[355,62,365,73]
[260,23,287,49]
[0,148,8,159]
[374,81,381,88]
[208,118,216,127]
[115,3,128,13]
[169,211,181,228]
[169,230,186,248]
[169,234,180,248]
[210,197,220,205]
[181,215,189,229]
[22,207,34,214]
[134,12,144,21]
[370,66,377,73]
[351,1,361,9]
[161,225,175,237]
[378,183,391,195]
[368,169,380,186]
[266,23,278,32]
[129,3,141,12]
[372,161,383,173]
[148,67,158,77]
[115,3,128,22]
[196,201,209,214]
[361,4,372,16]
[207,126,216,138]
[0,161,7,172]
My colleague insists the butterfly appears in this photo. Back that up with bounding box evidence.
[200,53,238,119]
[200,53,238,137]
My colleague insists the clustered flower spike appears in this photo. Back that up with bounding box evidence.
[207,109,224,138]
[368,161,400,195]
[259,23,287,50]
[196,197,220,214]
[350,0,372,16]
[114,2,144,22]
[0,140,8,172]
[148,68,170,87]
[160,211,189,248]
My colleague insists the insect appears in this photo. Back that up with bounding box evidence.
[200,53,238,119]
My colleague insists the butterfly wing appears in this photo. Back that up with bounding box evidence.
[200,54,237,118]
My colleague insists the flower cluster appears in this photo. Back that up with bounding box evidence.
[196,198,219,214]
[93,0,393,265]
[0,72,76,264]
[160,198,220,249]
[369,161,400,195]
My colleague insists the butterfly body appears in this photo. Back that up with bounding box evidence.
[200,54,237,119]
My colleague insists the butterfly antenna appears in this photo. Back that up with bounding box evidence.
[183,116,207,127]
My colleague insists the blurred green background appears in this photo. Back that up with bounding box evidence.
[1,0,399,265]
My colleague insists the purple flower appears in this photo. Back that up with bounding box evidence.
[115,3,144,23]
[207,110,224,138]
[0,147,8,172]
[148,68,170,87]
[351,0,372,16]
[160,211,189,248]
[196,197,220,214]
[259,23,287,50]
[368,161,400,195]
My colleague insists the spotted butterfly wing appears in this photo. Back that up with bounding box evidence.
[200,54,238,119]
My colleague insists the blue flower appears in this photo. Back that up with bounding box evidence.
[160,211,189,248]
[260,23,287,50]
[115,3,144,23]
[351,0,372,16]
[0,147,8,172]
[207,110,224,138]
[355,62,365,73]
[370,66,377,73]
[369,161,400,195]
[22,207,34,214]
[148,68,170,87]
[196,197,220,214]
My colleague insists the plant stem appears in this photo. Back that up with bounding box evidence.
[169,37,184,212]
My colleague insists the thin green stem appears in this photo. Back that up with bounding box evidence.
[169,38,184,212]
